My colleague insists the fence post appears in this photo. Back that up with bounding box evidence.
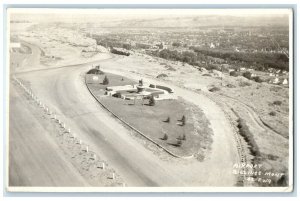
[112,173,115,180]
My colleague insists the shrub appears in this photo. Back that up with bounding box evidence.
[103,76,109,85]
[164,117,170,123]
[208,86,221,92]
[87,68,104,75]
[139,79,143,86]
[270,86,282,92]
[239,81,251,87]
[267,154,279,161]
[157,73,168,78]
[237,118,261,159]
[176,140,182,147]
[242,71,252,80]
[252,76,263,83]
[172,42,181,47]
[111,48,130,56]
[206,64,219,71]
[226,84,236,88]
[162,133,168,140]
[149,95,155,106]
[277,175,288,186]
[181,115,186,126]
[182,134,186,141]
[269,111,276,116]
[166,66,176,71]
[273,100,282,106]
[229,71,239,77]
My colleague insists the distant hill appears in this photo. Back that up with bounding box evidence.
[10,12,289,28]
[98,15,289,28]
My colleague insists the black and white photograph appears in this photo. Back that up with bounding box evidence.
[5,7,294,192]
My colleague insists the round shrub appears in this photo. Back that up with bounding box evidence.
[229,71,239,77]
[208,86,221,92]
[242,71,252,80]
[252,76,263,83]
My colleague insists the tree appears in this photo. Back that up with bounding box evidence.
[139,79,143,86]
[162,133,168,140]
[172,42,181,47]
[176,139,182,147]
[182,134,186,141]
[277,175,287,186]
[103,76,109,85]
[164,116,170,123]
[149,95,155,106]
[181,115,186,126]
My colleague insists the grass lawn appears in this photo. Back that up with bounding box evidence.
[86,71,213,159]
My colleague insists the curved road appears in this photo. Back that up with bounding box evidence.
[13,43,240,187]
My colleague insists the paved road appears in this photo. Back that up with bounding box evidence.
[15,62,184,186]
[11,42,240,187]
[9,82,88,187]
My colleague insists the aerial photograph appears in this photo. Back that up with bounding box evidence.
[7,8,293,191]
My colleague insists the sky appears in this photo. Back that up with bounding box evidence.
[8,8,291,23]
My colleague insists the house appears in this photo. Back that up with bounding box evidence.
[273,78,280,84]
[282,79,288,85]
[106,83,173,100]
[106,85,137,93]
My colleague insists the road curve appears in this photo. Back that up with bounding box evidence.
[13,42,240,187]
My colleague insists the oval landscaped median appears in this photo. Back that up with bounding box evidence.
[85,69,213,160]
